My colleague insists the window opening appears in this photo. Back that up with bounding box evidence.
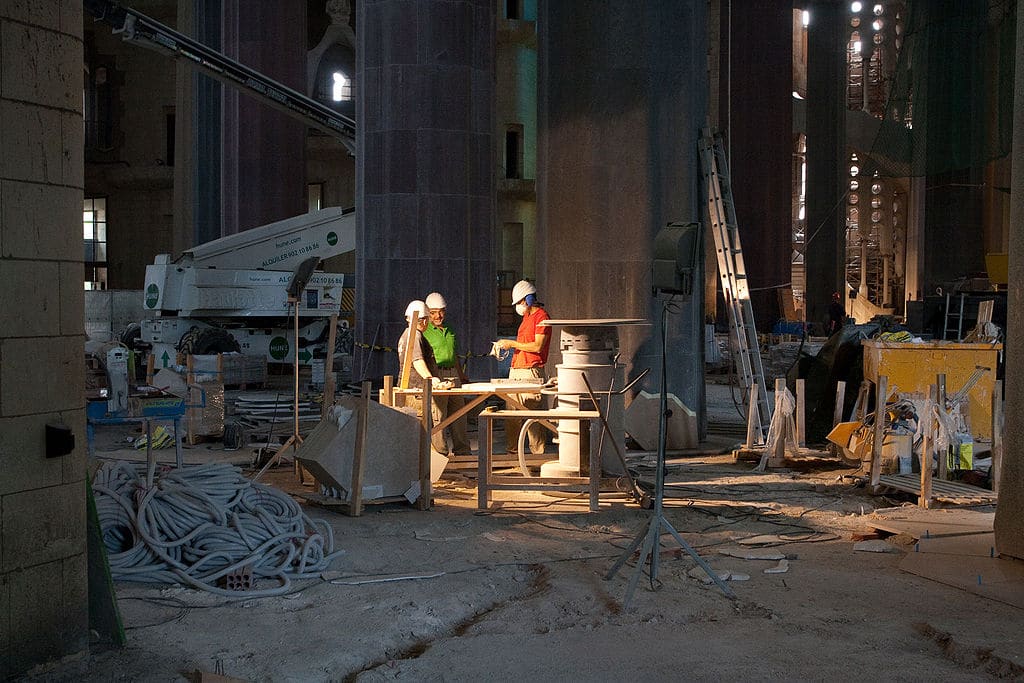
[84,197,108,290]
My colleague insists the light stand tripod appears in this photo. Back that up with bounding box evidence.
[605,297,736,608]
[256,257,320,479]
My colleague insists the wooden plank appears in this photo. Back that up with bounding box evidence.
[744,382,759,448]
[833,380,846,427]
[321,313,338,420]
[877,473,997,505]
[920,384,936,507]
[796,378,806,448]
[418,382,432,510]
[868,375,888,487]
[866,506,994,537]
[398,314,418,390]
[899,547,1024,610]
[348,380,370,517]
[992,379,1003,493]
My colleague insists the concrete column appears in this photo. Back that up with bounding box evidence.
[356,0,496,382]
[174,0,224,251]
[0,3,89,676]
[993,3,1024,560]
[221,1,308,235]
[722,1,792,328]
[804,0,847,330]
[537,1,707,425]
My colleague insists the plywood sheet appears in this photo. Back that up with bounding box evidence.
[866,506,994,538]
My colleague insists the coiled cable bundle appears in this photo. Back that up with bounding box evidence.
[93,462,343,597]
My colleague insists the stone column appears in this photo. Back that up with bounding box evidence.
[993,3,1024,560]
[0,2,89,676]
[722,1,792,328]
[804,0,847,330]
[356,0,495,382]
[537,1,707,424]
[221,1,308,235]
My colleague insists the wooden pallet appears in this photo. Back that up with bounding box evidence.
[876,473,997,505]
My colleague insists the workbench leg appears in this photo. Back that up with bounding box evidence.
[478,417,493,509]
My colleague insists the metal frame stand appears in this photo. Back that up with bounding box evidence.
[605,298,736,608]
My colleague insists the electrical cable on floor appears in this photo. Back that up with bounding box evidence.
[93,461,344,597]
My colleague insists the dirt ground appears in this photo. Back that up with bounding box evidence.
[30,384,1024,682]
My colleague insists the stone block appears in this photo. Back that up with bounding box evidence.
[0,101,64,183]
[0,414,65,496]
[296,396,431,501]
[58,262,84,337]
[60,0,83,36]
[0,260,60,337]
[624,390,698,451]
[60,552,88,652]
[0,181,81,260]
[0,26,81,111]
[7,560,65,674]
[1,337,83,414]
[0,566,9,677]
[1,481,85,572]
[61,110,84,186]
[60,410,86,486]
[2,1,60,32]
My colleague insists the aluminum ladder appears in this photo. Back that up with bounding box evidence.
[699,128,772,438]
[943,292,965,341]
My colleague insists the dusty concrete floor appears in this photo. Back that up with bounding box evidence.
[35,384,1024,682]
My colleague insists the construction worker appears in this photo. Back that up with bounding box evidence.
[396,300,443,440]
[422,292,471,455]
[494,280,551,454]
[827,291,846,336]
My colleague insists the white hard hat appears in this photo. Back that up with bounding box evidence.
[425,292,447,309]
[404,300,427,321]
[511,280,536,304]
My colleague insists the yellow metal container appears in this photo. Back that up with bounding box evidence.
[861,340,1001,441]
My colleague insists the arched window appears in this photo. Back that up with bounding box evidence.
[331,71,352,102]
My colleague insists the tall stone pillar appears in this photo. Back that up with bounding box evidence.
[356,1,495,382]
[221,1,308,235]
[722,2,792,327]
[804,0,847,330]
[993,3,1024,560]
[537,1,707,423]
[0,2,89,676]
[174,0,224,251]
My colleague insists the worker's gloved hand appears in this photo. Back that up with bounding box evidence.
[490,340,510,360]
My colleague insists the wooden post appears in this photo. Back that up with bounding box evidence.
[851,380,871,422]
[919,384,936,508]
[348,380,370,517]
[321,314,339,420]
[992,379,1003,495]
[744,383,760,448]
[398,315,418,390]
[146,352,156,385]
[868,375,888,488]
[936,373,948,480]
[769,378,787,467]
[418,382,433,510]
[381,375,394,406]
[796,378,806,448]
[833,380,847,427]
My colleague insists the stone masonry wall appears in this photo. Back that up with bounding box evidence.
[0,2,89,676]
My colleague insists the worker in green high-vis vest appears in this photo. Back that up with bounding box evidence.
[423,292,472,455]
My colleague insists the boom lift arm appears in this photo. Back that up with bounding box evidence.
[84,0,356,150]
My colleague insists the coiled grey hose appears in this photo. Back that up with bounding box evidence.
[93,462,343,597]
